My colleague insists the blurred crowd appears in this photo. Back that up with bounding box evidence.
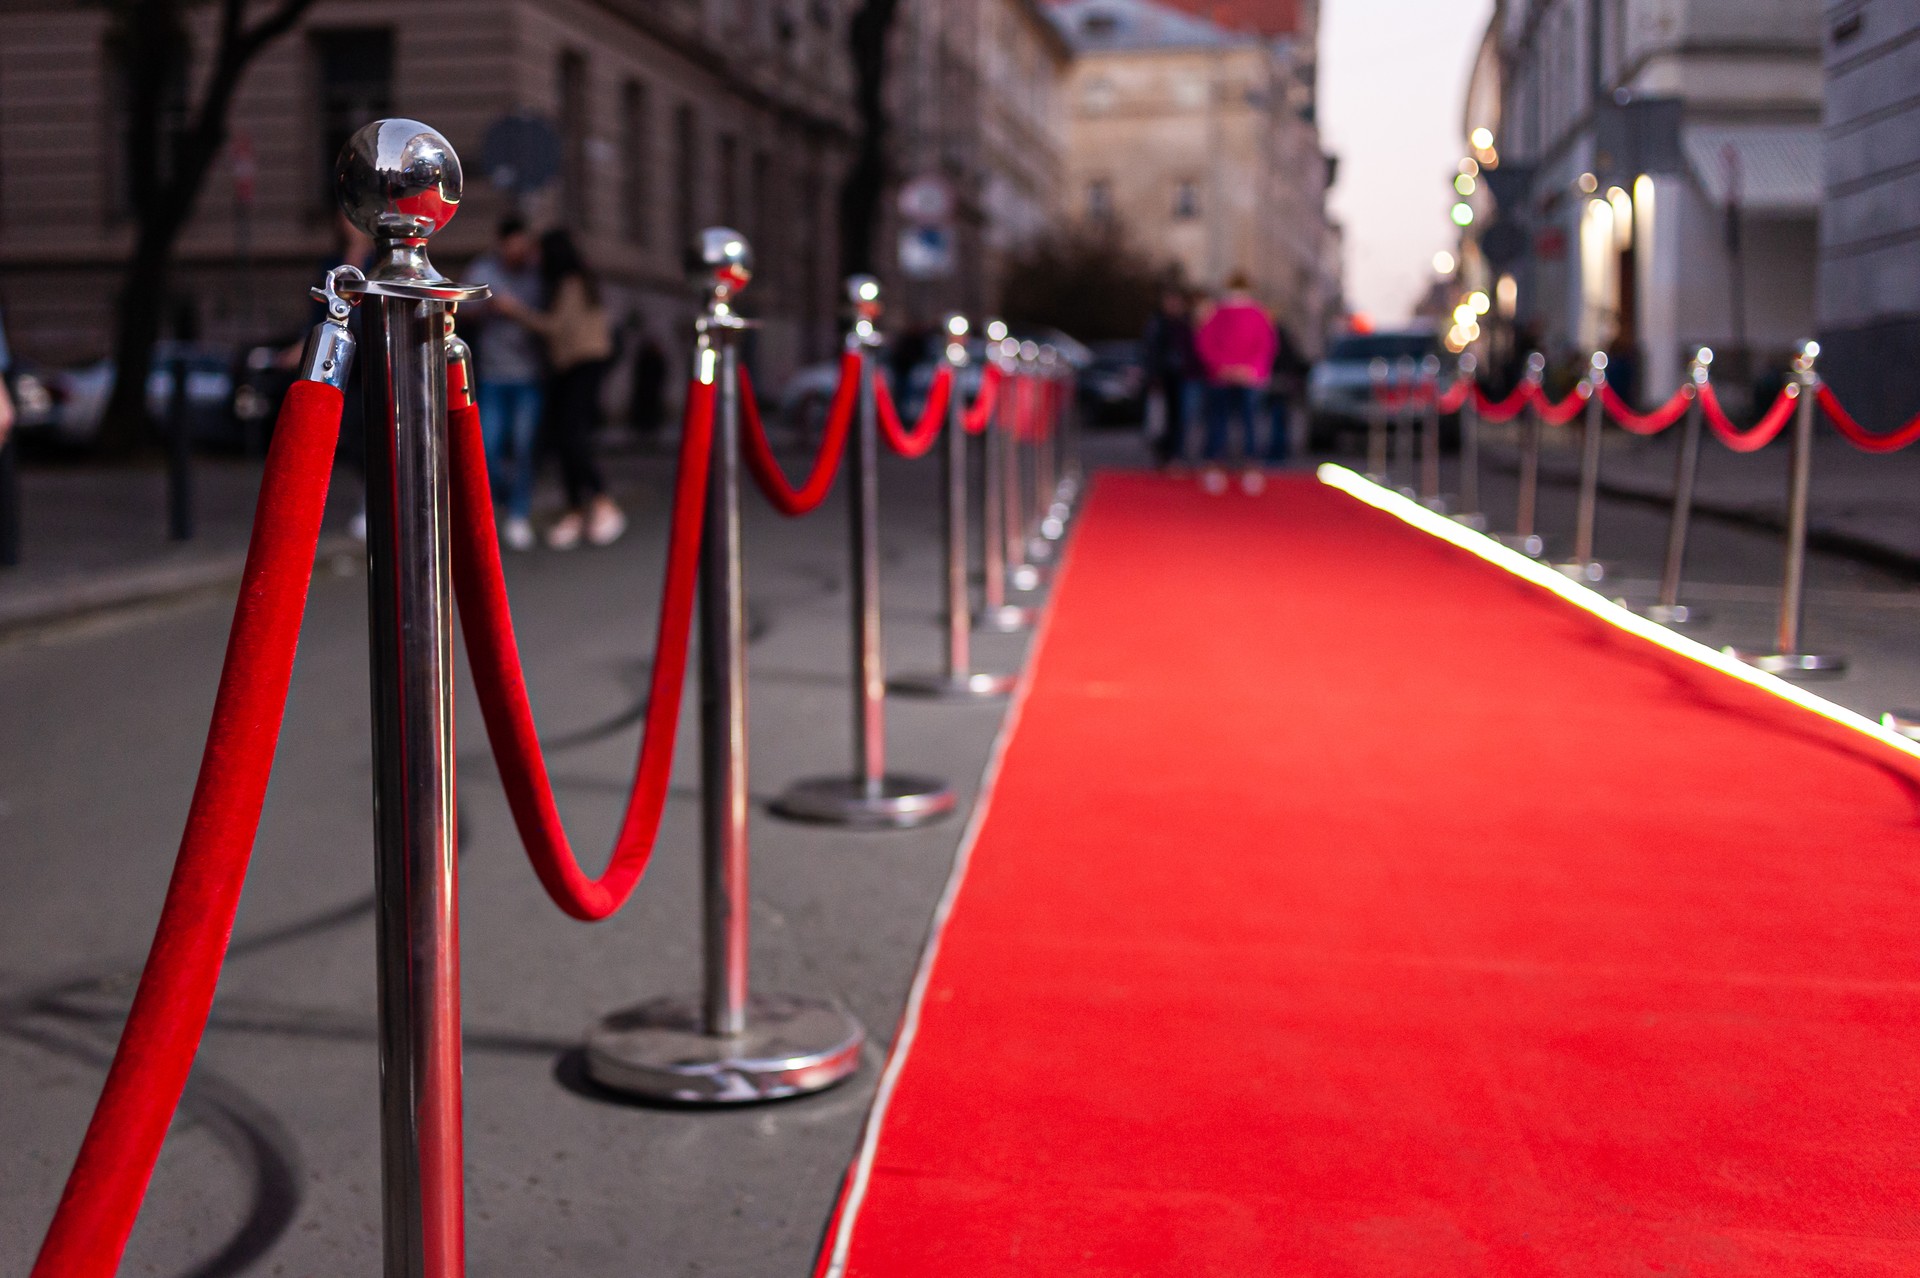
[1142,275,1310,496]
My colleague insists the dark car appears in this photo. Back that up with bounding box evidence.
[1306,328,1445,449]
[1078,340,1146,426]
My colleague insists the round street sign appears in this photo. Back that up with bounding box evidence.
[898,173,955,226]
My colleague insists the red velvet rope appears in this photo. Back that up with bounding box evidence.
[1600,383,1693,436]
[739,351,859,515]
[449,380,713,921]
[874,364,952,458]
[1817,385,1920,453]
[33,381,344,1278]
[1532,382,1593,427]
[963,363,1003,434]
[1438,379,1471,414]
[1699,382,1797,453]
[1473,383,1533,423]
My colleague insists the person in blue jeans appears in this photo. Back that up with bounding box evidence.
[467,217,547,550]
[1193,273,1277,493]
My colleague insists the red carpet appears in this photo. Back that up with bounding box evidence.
[823,473,1920,1276]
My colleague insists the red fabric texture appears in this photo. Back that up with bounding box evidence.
[963,363,1003,435]
[1601,383,1692,435]
[1473,382,1532,423]
[875,365,952,458]
[33,382,343,1278]
[448,382,712,921]
[1532,381,1592,426]
[1818,385,1920,453]
[1437,379,1471,414]
[825,473,1920,1276]
[1701,383,1797,453]
[741,352,859,514]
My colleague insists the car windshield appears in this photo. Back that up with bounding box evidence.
[1327,334,1436,362]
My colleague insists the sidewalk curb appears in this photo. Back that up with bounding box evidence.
[0,534,361,641]
[1484,452,1920,583]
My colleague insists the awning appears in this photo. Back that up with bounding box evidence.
[1683,123,1821,214]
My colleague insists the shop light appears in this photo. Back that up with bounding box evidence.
[1469,291,1491,314]
[1451,202,1474,227]
[1432,250,1457,275]
[1470,127,1494,150]
[1458,157,1480,178]
[1578,172,1599,194]
[1455,173,1476,196]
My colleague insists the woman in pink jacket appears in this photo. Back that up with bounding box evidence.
[1193,272,1277,493]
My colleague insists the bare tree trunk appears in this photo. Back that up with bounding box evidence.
[838,0,900,282]
[97,0,317,453]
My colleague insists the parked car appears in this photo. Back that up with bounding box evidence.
[1306,327,1444,450]
[17,342,241,451]
[1078,340,1146,426]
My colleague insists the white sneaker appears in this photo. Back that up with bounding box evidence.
[586,498,628,547]
[1241,468,1266,495]
[546,512,584,551]
[1201,468,1228,495]
[502,516,535,552]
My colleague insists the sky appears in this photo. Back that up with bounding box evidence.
[1318,0,1494,323]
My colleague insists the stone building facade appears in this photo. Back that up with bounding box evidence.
[1817,0,1920,422]
[0,0,859,387]
[1050,0,1338,353]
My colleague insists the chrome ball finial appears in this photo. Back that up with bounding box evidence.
[335,119,463,241]
[689,227,753,303]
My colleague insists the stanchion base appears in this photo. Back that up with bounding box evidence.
[978,603,1037,633]
[1009,563,1045,593]
[1553,559,1606,584]
[772,773,957,828]
[1723,647,1849,679]
[1421,495,1450,514]
[1452,511,1487,531]
[584,993,864,1105]
[1880,710,1920,741]
[1496,532,1545,557]
[1637,602,1706,625]
[888,670,1017,701]
[1041,514,1066,540]
[1026,537,1055,563]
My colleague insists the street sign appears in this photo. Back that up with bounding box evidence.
[480,112,561,195]
[897,173,955,226]
[899,225,955,279]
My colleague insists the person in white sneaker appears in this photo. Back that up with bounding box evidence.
[468,218,547,552]
[494,229,626,551]
[1194,271,1277,495]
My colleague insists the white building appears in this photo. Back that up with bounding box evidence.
[1466,0,1823,400]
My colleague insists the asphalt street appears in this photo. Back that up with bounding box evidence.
[0,435,1037,1275]
[3,422,1917,1275]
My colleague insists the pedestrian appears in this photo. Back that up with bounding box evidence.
[1142,288,1196,470]
[466,216,546,551]
[0,303,19,568]
[1193,271,1277,494]
[493,228,625,549]
[1266,322,1311,465]
[627,319,668,440]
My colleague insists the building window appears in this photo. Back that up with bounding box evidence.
[621,79,651,247]
[311,29,393,216]
[558,50,590,230]
[673,103,698,252]
[1086,178,1113,223]
[1173,180,1200,220]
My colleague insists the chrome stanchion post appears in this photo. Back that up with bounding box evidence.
[1364,357,1389,481]
[1027,345,1058,560]
[1007,341,1045,592]
[1644,349,1710,624]
[773,276,956,828]
[335,119,488,1278]
[1555,351,1608,583]
[1453,352,1485,528]
[1042,349,1070,539]
[1728,341,1847,678]
[1392,355,1417,495]
[978,331,1035,632]
[588,230,864,1102]
[893,314,1014,701]
[1497,352,1546,557]
[1419,353,1445,510]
